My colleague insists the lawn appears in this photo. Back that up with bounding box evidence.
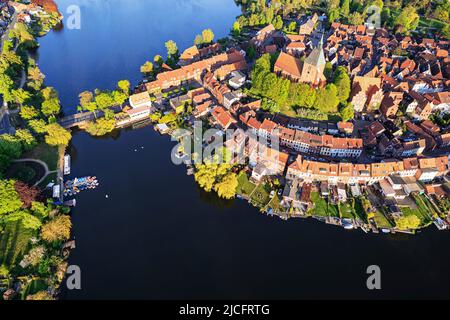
[22,143,59,171]
[354,198,368,223]
[398,195,433,227]
[373,210,393,229]
[328,203,340,218]
[0,221,35,273]
[310,192,328,217]
[339,202,355,219]
[236,172,257,197]
[414,194,438,219]
[250,183,272,207]
[267,195,284,214]
[401,203,432,227]
[309,192,340,217]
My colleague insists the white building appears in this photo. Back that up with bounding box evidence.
[129,92,152,109]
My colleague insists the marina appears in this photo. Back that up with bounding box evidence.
[63,176,99,197]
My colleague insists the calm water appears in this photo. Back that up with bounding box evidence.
[37,0,242,112]
[36,1,450,299]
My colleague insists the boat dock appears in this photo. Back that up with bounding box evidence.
[64,154,71,175]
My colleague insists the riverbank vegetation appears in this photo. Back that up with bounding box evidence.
[0,178,72,300]
[0,4,73,300]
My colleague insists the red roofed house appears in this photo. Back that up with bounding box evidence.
[210,106,236,130]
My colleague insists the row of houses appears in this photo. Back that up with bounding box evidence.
[144,49,247,94]
[286,155,448,185]
[240,115,363,158]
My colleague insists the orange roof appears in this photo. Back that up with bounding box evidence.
[274,52,302,78]
[180,45,200,61]
[211,106,236,128]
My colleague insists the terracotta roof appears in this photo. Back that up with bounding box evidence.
[211,106,236,129]
[274,52,303,78]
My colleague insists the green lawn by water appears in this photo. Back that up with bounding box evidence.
[236,172,256,197]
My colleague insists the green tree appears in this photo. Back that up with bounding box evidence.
[340,103,354,121]
[341,0,350,18]
[117,80,131,96]
[273,15,283,29]
[202,29,215,44]
[314,84,340,113]
[95,91,115,109]
[31,201,51,219]
[433,5,449,23]
[0,180,23,216]
[15,129,36,152]
[348,12,365,25]
[27,66,45,90]
[324,62,333,81]
[395,215,421,230]
[28,119,47,134]
[41,214,72,243]
[78,91,94,110]
[4,210,42,230]
[333,66,351,104]
[40,87,61,117]
[214,173,238,199]
[112,90,127,105]
[12,88,31,105]
[395,6,419,33]
[44,123,71,146]
[154,55,163,67]
[232,21,241,36]
[140,61,154,75]
[165,40,178,58]
[85,118,116,137]
[20,105,39,120]
[194,35,203,46]
[0,134,22,167]
[0,73,14,103]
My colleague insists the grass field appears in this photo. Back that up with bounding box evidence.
[236,172,256,197]
[309,192,340,217]
[339,202,355,219]
[415,194,438,219]
[310,192,328,217]
[267,195,284,213]
[373,209,393,229]
[398,195,433,226]
[250,183,272,207]
[354,198,368,223]
[0,221,35,273]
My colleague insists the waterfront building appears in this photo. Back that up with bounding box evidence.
[129,91,152,109]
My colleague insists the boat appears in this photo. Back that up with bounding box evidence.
[63,154,71,175]
[63,176,99,197]
[342,219,354,230]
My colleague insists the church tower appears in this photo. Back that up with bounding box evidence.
[300,35,327,86]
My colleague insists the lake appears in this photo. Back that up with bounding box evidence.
[36,0,450,299]
[37,0,242,113]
